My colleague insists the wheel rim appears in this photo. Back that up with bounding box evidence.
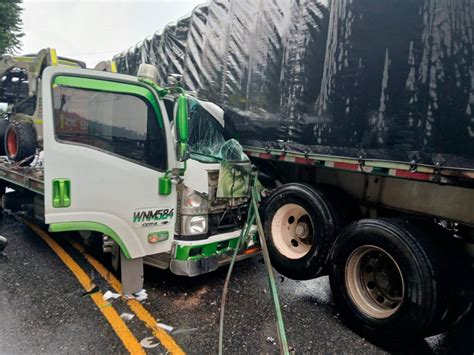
[345,245,405,319]
[271,203,313,259]
[6,129,18,157]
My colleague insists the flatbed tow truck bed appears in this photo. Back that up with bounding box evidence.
[0,158,44,195]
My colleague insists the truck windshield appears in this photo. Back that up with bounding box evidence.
[188,99,248,164]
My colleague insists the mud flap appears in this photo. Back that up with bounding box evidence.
[121,253,144,295]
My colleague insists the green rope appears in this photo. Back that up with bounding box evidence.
[218,174,289,355]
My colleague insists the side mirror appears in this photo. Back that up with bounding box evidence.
[159,175,172,196]
[175,94,190,162]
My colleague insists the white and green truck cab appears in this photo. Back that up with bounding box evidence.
[0,64,259,294]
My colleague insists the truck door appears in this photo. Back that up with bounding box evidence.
[41,67,177,260]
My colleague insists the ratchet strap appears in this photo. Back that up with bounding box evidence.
[218,172,289,355]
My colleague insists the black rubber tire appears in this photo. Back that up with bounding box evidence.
[2,191,34,212]
[0,182,4,219]
[420,223,473,335]
[329,219,448,348]
[0,236,7,253]
[4,121,37,164]
[111,241,121,274]
[444,306,474,355]
[0,119,8,156]
[79,231,104,256]
[261,183,343,280]
[78,231,120,275]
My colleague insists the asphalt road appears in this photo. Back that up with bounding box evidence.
[0,212,472,354]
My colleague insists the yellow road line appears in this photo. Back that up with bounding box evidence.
[70,241,185,355]
[23,220,145,355]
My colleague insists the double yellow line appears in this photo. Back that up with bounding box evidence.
[24,220,185,355]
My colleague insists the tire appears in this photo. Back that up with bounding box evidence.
[4,121,37,164]
[329,219,448,348]
[261,183,343,280]
[2,191,34,212]
[111,241,121,273]
[78,232,120,274]
[0,236,7,253]
[444,306,474,355]
[0,183,4,219]
[422,223,473,334]
[79,231,104,255]
[0,119,8,156]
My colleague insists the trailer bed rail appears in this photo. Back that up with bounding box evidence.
[0,158,44,195]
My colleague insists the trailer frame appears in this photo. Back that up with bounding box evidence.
[0,158,44,195]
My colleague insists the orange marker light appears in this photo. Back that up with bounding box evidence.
[148,234,160,244]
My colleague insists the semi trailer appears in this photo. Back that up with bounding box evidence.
[0,50,259,294]
[112,0,474,348]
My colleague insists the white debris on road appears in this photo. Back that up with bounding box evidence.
[156,323,174,332]
[140,337,159,349]
[103,290,121,301]
[120,312,135,321]
[124,289,148,302]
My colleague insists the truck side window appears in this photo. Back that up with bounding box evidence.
[52,86,167,171]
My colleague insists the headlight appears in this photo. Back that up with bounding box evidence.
[184,191,203,207]
[180,187,209,236]
[181,215,208,236]
[181,186,208,214]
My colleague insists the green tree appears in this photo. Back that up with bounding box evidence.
[0,0,24,55]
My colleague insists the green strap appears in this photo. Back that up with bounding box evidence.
[218,175,289,355]
[251,184,290,355]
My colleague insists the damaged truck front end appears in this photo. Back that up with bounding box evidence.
[1,63,260,295]
[142,96,259,276]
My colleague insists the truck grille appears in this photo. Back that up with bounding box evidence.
[208,204,248,235]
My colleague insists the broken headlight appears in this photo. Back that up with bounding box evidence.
[181,186,208,215]
[180,187,209,236]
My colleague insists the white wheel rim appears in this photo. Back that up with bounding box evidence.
[345,245,405,319]
[271,203,313,259]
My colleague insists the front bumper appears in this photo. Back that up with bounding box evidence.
[170,226,259,277]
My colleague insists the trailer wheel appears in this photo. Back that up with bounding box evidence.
[4,121,37,164]
[421,223,473,335]
[0,119,8,156]
[262,183,341,280]
[329,219,446,347]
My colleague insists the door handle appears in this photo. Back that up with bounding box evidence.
[52,179,71,208]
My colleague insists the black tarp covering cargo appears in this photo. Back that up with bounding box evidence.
[113,0,474,170]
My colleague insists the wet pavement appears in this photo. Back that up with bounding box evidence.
[0,212,472,354]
